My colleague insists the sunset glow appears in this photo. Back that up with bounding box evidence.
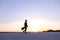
[0,0,60,32]
[0,18,60,32]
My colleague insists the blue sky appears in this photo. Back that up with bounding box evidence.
[0,0,60,32]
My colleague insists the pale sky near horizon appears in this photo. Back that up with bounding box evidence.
[0,0,60,32]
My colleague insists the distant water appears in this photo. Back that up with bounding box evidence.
[0,32,60,40]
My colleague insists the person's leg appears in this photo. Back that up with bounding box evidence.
[23,27,27,32]
[21,27,25,30]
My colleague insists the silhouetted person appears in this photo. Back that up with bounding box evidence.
[21,19,28,32]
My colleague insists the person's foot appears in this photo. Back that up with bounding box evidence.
[23,31,26,32]
[21,27,24,30]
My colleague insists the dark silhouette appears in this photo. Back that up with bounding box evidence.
[21,19,28,32]
[43,29,60,32]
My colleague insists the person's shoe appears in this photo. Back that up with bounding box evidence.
[23,31,26,32]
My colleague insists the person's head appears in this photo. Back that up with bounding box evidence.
[25,19,27,22]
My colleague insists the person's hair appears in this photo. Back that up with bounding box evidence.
[25,19,27,22]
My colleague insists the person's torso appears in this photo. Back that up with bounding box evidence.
[24,22,27,27]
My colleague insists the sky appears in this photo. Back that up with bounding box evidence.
[0,0,60,32]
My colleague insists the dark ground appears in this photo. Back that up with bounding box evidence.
[0,32,60,40]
